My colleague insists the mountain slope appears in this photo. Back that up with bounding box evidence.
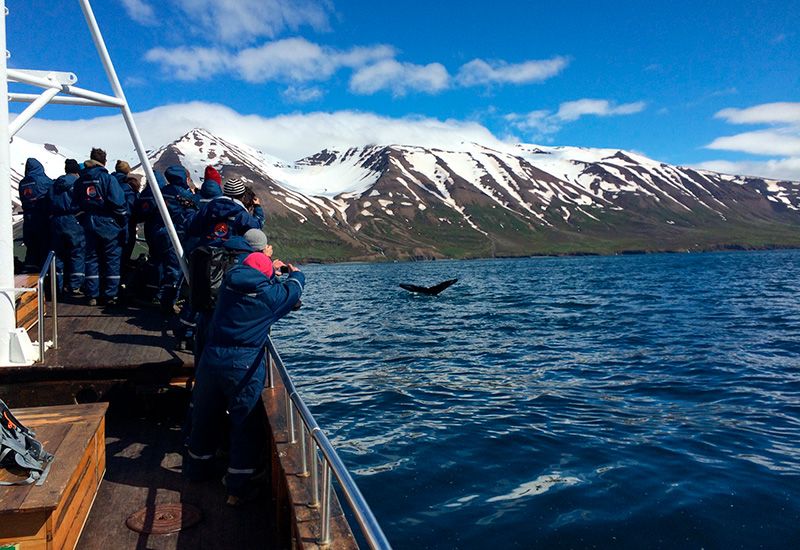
[92,128,800,260]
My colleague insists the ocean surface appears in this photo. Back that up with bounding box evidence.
[275,249,800,549]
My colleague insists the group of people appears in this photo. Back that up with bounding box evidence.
[18,147,305,505]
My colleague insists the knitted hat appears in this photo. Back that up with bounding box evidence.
[115,160,131,174]
[204,165,222,185]
[244,229,268,251]
[224,177,246,197]
[90,147,107,165]
[64,158,80,174]
[243,252,274,278]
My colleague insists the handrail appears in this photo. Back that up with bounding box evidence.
[36,251,58,360]
[266,336,391,549]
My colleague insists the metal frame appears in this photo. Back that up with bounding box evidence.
[266,336,391,549]
[0,0,190,364]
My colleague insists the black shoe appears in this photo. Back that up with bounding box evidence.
[105,297,119,306]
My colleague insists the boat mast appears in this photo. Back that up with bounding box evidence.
[0,0,16,365]
[0,0,190,365]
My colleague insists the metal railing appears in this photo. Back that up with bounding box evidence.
[265,336,391,549]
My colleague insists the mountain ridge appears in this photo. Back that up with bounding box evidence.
[13,129,800,261]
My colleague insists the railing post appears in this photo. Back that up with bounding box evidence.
[49,253,57,349]
[320,463,332,546]
[298,418,309,477]
[287,394,296,444]
[266,349,274,389]
[36,275,43,362]
[309,439,320,509]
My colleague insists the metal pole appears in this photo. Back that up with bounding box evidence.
[37,276,43,362]
[320,463,332,545]
[49,254,57,349]
[287,393,296,444]
[7,87,60,137]
[8,92,112,107]
[0,0,16,365]
[309,441,320,508]
[77,0,189,282]
[266,350,274,389]
[298,418,309,477]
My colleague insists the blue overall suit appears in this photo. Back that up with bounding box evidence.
[185,194,264,253]
[185,263,304,497]
[18,158,53,271]
[112,172,139,277]
[46,173,85,292]
[73,163,127,300]
[160,165,199,309]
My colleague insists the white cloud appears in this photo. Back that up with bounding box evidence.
[714,102,800,125]
[145,38,396,83]
[281,85,324,103]
[16,102,509,163]
[172,0,333,46]
[505,99,646,138]
[456,56,568,86]
[694,158,800,181]
[120,0,155,25]
[556,99,646,121]
[144,46,230,80]
[349,60,450,96]
[706,129,800,156]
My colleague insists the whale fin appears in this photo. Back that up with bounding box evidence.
[399,278,458,295]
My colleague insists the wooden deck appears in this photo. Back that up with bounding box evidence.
[76,403,274,549]
[0,297,193,408]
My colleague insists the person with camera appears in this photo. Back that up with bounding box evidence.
[184,244,303,506]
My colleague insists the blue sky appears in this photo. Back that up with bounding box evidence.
[6,0,800,178]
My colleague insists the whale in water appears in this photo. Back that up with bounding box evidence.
[399,278,458,296]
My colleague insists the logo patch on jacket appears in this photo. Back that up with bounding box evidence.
[86,185,98,198]
[213,222,229,238]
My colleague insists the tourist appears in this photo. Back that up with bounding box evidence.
[199,165,223,204]
[18,158,53,272]
[159,165,199,312]
[72,148,127,306]
[185,176,264,251]
[185,249,303,505]
[46,159,85,294]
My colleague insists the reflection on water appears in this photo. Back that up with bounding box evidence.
[276,250,800,548]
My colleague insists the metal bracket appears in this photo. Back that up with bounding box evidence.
[10,69,77,85]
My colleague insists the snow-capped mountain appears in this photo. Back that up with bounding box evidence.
[17,127,800,260]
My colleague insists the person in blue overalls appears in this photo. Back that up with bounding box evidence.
[72,148,127,306]
[132,170,169,303]
[185,250,303,505]
[46,159,85,294]
[160,165,199,312]
[185,176,264,252]
[18,158,53,272]
[111,160,141,283]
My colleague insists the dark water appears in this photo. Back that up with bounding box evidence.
[276,250,800,549]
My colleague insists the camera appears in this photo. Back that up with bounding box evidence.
[279,265,290,274]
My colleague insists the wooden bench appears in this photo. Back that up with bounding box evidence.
[0,403,108,550]
[14,274,42,333]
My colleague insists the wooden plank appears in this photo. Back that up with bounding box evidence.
[0,510,49,544]
[52,433,101,550]
[13,404,107,514]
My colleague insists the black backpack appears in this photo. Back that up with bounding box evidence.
[0,399,54,486]
[190,245,238,311]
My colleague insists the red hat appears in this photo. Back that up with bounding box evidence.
[204,165,222,185]
[243,252,274,278]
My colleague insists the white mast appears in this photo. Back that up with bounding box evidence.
[0,0,17,365]
[0,0,190,365]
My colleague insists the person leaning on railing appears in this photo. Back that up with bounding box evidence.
[184,246,303,506]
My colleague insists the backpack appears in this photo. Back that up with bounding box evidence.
[190,245,238,312]
[0,399,54,486]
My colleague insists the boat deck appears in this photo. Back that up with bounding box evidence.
[77,405,274,550]
[0,296,193,407]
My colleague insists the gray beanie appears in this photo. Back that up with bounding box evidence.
[244,229,268,251]
[224,176,246,197]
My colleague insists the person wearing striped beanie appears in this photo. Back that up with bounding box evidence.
[223,177,246,198]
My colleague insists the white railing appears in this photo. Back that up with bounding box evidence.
[265,337,391,549]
